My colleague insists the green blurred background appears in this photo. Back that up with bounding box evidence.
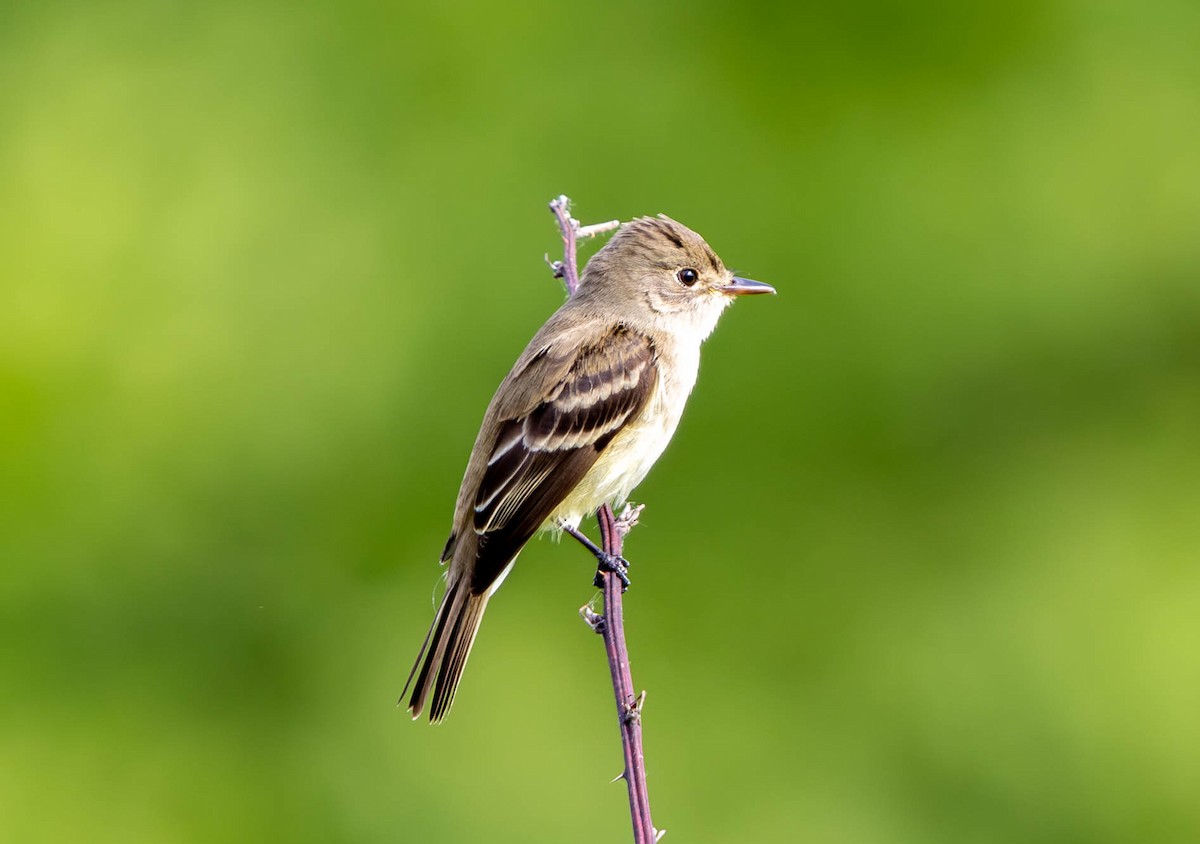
[3,1,1198,841]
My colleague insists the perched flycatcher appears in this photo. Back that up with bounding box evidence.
[404,215,774,721]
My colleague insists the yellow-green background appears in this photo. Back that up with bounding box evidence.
[3,1,1198,842]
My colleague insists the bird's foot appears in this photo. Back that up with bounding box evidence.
[593,552,631,591]
[559,519,633,591]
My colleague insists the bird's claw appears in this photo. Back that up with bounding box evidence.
[593,552,632,591]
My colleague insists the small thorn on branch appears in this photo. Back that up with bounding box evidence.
[614,503,645,538]
[544,254,566,279]
[623,690,647,726]
[579,602,605,634]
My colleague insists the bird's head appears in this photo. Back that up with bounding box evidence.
[578,215,774,339]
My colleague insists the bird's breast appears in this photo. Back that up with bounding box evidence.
[550,343,700,527]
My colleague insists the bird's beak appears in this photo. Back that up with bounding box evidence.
[719,276,776,296]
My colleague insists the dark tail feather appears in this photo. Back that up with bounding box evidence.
[402,578,491,723]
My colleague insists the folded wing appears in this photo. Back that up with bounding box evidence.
[469,325,657,593]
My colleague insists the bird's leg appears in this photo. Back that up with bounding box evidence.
[559,520,632,590]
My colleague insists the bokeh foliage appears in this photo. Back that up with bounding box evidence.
[2,1,1198,841]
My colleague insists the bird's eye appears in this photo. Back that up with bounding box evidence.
[677,268,699,286]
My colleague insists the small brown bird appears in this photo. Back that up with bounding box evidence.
[404,215,773,721]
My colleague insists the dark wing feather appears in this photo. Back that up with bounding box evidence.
[468,326,657,593]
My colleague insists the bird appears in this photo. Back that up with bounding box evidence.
[403,214,774,722]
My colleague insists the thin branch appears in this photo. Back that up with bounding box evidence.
[576,504,655,844]
[548,195,620,296]
[547,196,660,843]
[598,503,658,843]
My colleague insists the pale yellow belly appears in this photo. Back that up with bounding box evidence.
[549,347,697,529]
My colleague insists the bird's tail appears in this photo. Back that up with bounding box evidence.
[402,575,491,723]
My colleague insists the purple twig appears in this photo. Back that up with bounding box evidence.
[548,195,619,297]
[595,503,657,844]
[547,196,658,843]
